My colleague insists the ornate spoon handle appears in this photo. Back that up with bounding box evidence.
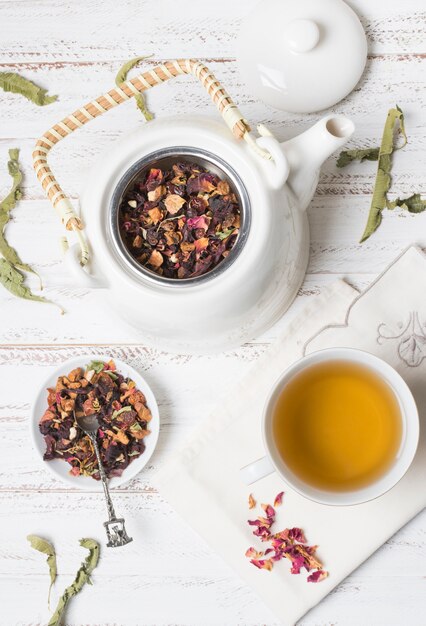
[89,434,133,548]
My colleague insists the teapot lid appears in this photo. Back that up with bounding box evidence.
[237,0,367,113]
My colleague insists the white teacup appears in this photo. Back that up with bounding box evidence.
[240,348,419,506]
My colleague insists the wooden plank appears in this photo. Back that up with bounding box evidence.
[1,574,425,625]
[0,55,424,149]
[0,489,425,625]
[0,0,424,62]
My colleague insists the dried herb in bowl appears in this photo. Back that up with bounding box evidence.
[39,359,152,480]
[118,160,241,279]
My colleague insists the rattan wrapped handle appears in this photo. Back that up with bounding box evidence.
[33,59,270,266]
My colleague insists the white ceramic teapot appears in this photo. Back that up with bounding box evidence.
[33,59,354,353]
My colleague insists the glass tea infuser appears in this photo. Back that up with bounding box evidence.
[33,58,355,353]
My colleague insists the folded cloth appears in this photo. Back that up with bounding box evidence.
[156,246,426,625]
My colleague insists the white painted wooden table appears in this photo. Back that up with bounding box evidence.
[0,1,425,624]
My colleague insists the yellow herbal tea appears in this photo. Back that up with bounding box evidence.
[272,360,402,492]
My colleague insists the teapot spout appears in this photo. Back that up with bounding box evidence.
[282,115,354,210]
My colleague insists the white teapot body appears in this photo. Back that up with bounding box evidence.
[72,114,353,353]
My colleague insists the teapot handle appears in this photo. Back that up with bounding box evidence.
[32,59,273,266]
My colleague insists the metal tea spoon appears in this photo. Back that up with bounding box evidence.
[75,412,133,548]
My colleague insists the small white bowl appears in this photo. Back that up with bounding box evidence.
[30,354,160,490]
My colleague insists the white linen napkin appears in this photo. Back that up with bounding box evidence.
[155,245,426,626]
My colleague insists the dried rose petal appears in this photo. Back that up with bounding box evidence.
[289,555,305,575]
[274,491,284,507]
[307,570,328,583]
[250,558,273,571]
[287,527,307,544]
[245,493,327,583]
[187,215,210,231]
[245,547,265,559]
[261,503,275,519]
[248,493,256,509]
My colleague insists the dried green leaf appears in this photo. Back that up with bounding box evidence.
[0,148,22,217]
[336,147,380,168]
[0,72,57,106]
[86,360,105,373]
[0,258,61,310]
[387,193,426,213]
[0,149,40,279]
[112,405,132,419]
[48,538,100,626]
[115,56,154,121]
[216,227,235,240]
[27,534,57,607]
[106,370,118,380]
[360,105,407,243]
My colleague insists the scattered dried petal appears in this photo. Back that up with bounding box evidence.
[250,558,273,571]
[245,493,327,583]
[248,493,256,509]
[273,491,284,507]
[307,570,328,583]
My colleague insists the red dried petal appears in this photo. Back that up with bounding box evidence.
[250,558,273,571]
[245,547,265,559]
[245,492,327,581]
[248,493,256,509]
[261,503,275,519]
[288,527,307,544]
[289,555,305,575]
[307,570,328,583]
[274,491,284,507]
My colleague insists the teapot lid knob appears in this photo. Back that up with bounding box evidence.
[284,19,320,53]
